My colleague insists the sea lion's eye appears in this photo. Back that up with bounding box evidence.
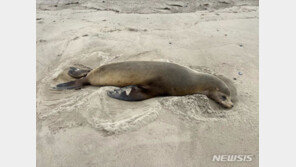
[221,95,227,101]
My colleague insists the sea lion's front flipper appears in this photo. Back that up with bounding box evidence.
[107,85,152,101]
[68,66,92,79]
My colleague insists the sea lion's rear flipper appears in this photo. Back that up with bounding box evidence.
[68,67,91,79]
[54,78,88,90]
[107,85,152,101]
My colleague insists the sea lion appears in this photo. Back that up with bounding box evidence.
[55,61,234,108]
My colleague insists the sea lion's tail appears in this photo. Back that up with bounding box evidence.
[54,78,89,90]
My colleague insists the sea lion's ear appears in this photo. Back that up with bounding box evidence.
[107,85,152,101]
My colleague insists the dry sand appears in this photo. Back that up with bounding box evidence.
[37,1,259,166]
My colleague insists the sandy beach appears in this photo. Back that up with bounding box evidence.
[36,0,259,166]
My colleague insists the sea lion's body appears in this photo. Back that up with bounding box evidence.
[56,61,234,108]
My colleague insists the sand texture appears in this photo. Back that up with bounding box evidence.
[37,1,258,166]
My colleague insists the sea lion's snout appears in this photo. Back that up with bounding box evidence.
[219,97,234,109]
[209,91,234,108]
[221,101,234,109]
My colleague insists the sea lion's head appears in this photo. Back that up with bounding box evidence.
[209,90,233,108]
[201,75,234,108]
[198,73,235,108]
